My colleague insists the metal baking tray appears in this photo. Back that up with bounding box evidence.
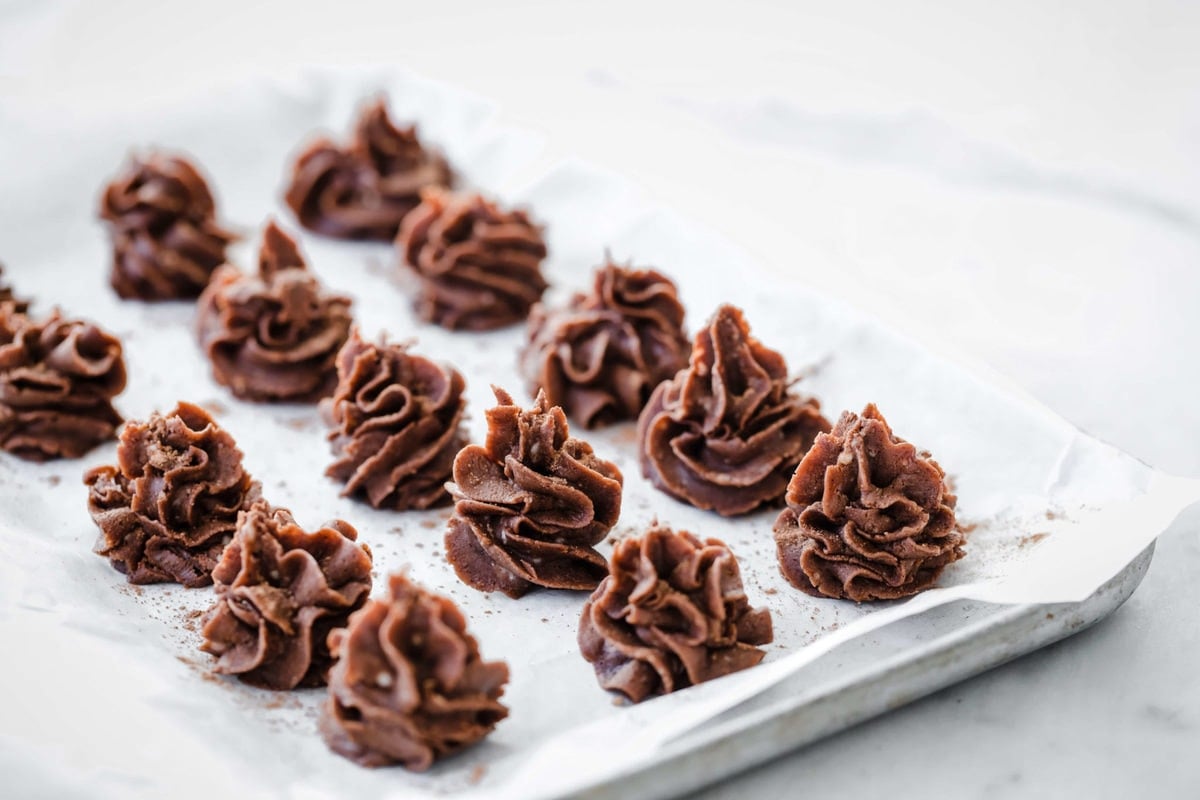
[571,544,1156,800]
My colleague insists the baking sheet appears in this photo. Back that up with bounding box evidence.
[577,545,1155,800]
[0,69,1196,800]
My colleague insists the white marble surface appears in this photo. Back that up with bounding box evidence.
[4,1,1199,797]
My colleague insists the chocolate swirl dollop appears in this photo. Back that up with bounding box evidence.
[579,522,773,703]
[200,501,373,689]
[85,402,261,587]
[398,191,549,331]
[521,261,690,428]
[0,264,29,313]
[322,329,467,509]
[284,99,453,241]
[637,304,830,516]
[773,404,964,601]
[320,573,510,769]
[0,305,125,461]
[445,387,623,598]
[196,221,353,402]
[99,153,236,300]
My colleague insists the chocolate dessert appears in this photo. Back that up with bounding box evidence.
[85,402,260,587]
[398,190,548,331]
[0,305,125,461]
[637,304,829,516]
[774,404,964,600]
[321,572,509,769]
[521,260,689,428]
[445,387,622,598]
[322,329,467,510]
[579,522,773,703]
[0,264,29,313]
[200,501,373,690]
[99,153,235,300]
[285,98,453,241]
[196,221,353,402]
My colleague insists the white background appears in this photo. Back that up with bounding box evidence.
[3,1,1199,797]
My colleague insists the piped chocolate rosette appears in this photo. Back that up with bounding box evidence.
[85,402,260,587]
[322,329,468,510]
[774,404,964,601]
[398,191,549,331]
[200,501,373,690]
[321,573,510,770]
[0,304,125,461]
[99,153,236,300]
[444,387,623,598]
[0,264,30,313]
[637,304,830,516]
[284,99,453,241]
[521,260,690,428]
[579,522,773,703]
[196,221,353,402]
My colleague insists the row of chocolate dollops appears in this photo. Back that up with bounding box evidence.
[0,97,964,772]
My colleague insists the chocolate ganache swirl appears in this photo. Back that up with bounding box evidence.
[196,221,353,402]
[521,261,690,428]
[350,99,453,196]
[774,404,963,601]
[99,153,235,300]
[284,99,453,241]
[0,305,125,461]
[444,387,623,598]
[322,329,467,510]
[321,573,510,770]
[0,264,29,313]
[85,402,261,587]
[637,304,830,516]
[578,522,773,703]
[200,501,373,689]
[398,190,549,331]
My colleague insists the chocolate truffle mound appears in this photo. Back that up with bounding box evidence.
[0,264,29,313]
[322,329,468,509]
[445,387,623,598]
[350,99,454,194]
[0,306,125,461]
[321,573,510,770]
[85,402,260,586]
[200,501,373,690]
[398,191,548,331]
[773,404,963,601]
[579,522,773,703]
[99,153,235,300]
[284,99,452,241]
[637,304,830,516]
[196,221,353,402]
[521,261,690,428]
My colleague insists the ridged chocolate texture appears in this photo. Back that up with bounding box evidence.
[200,501,373,689]
[284,99,453,241]
[579,523,773,703]
[398,191,548,331]
[99,153,235,300]
[521,262,690,428]
[0,305,125,461]
[0,264,29,313]
[196,221,353,402]
[445,387,623,598]
[637,304,830,517]
[321,573,510,770]
[85,402,260,587]
[322,329,468,510]
[774,404,964,601]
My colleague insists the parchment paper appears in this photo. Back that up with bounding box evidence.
[1,69,1196,800]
